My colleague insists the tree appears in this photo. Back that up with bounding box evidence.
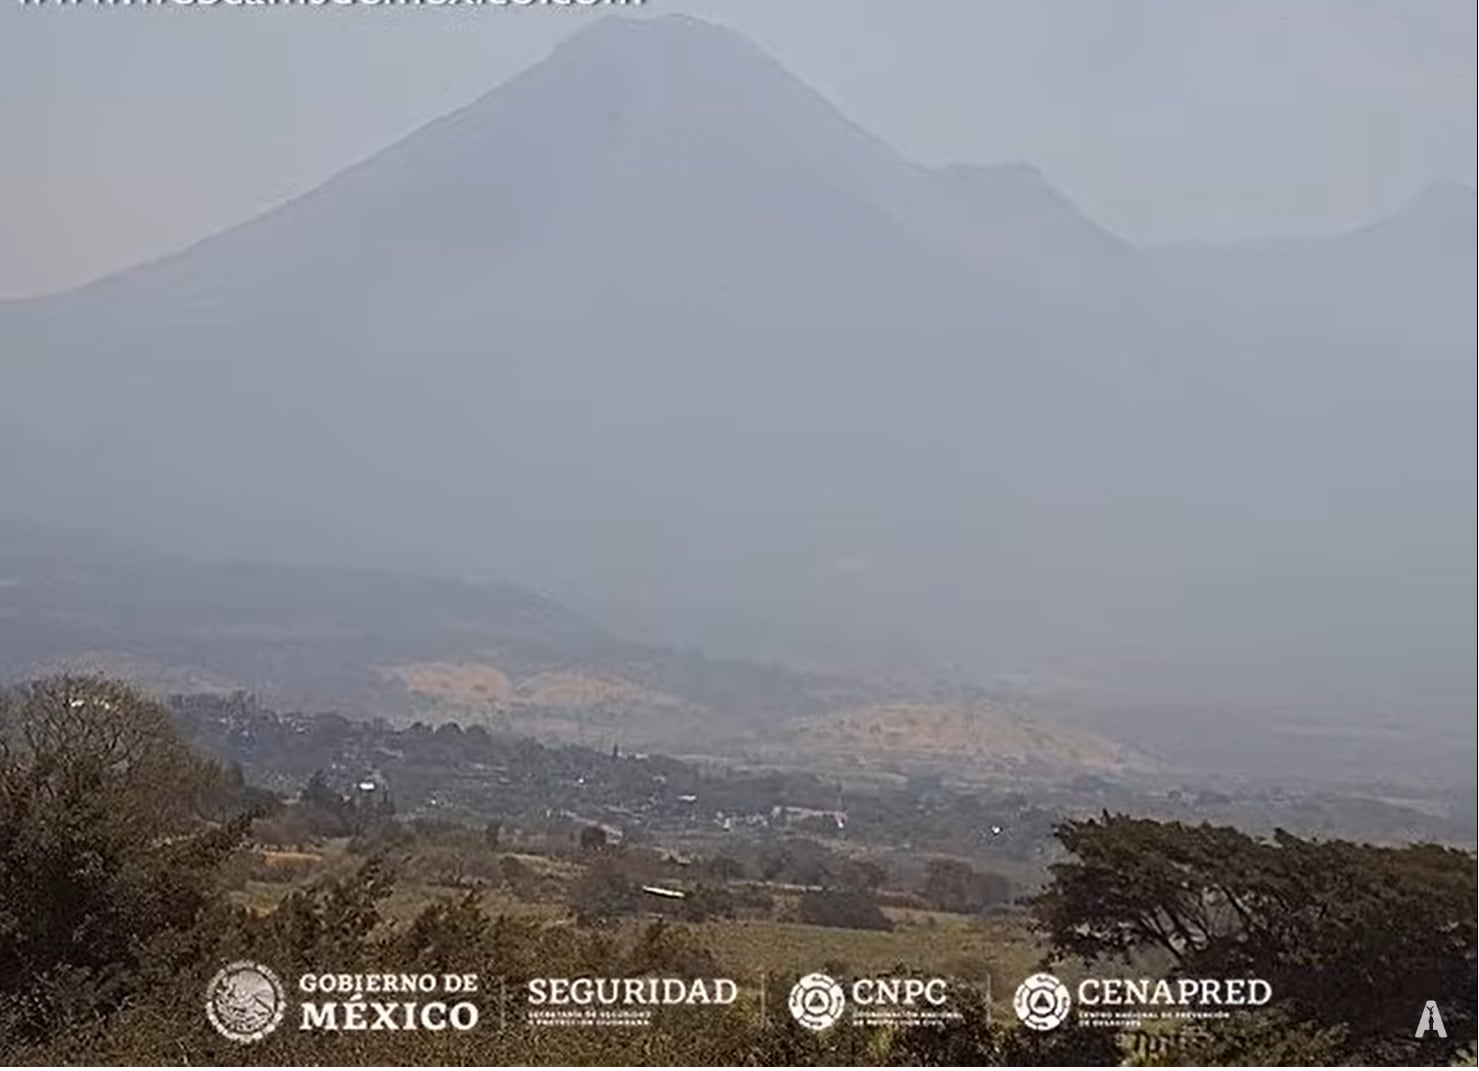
[678,883,737,923]
[705,854,746,881]
[759,848,790,882]
[840,858,887,892]
[570,859,638,925]
[0,676,244,1047]
[300,768,339,809]
[298,769,358,835]
[1031,814,1477,1065]
[921,858,1011,913]
[797,888,893,932]
[889,985,1121,1067]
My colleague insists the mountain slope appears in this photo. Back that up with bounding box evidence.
[768,701,1149,776]
[0,16,1471,784]
[0,16,1152,666]
[0,520,1144,774]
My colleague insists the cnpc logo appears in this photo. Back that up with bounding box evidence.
[787,972,950,1031]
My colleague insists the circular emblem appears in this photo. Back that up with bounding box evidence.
[1013,972,1071,1031]
[206,960,286,1044]
[788,972,847,1031]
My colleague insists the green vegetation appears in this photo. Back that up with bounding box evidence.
[1034,814,1478,1064]
[0,677,248,1048]
[1,676,1473,1066]
[920,857,1013,914]
[797,889,894,932]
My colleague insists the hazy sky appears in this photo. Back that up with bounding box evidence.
[1,0,1473,297]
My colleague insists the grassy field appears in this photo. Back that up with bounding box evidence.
[682,909,1039,1000]
[229,834,1048,1031]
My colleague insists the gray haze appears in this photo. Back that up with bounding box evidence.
[0,0,1474,297]
[0,10,1474,784]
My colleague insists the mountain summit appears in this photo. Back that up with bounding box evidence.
[1,17,1472,784]
[43,15,1111,315]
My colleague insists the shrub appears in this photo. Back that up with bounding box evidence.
[797,888,893,931]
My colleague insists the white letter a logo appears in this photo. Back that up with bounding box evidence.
[1415,1001,1447,1039]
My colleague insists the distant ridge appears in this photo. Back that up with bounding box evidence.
[0,15,1470,787]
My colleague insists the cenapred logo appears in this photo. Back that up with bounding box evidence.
[206,960,288,1044]
[1013,972,1072,1031]
[1014,972,1272,1031]
[788,973,847,1032]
